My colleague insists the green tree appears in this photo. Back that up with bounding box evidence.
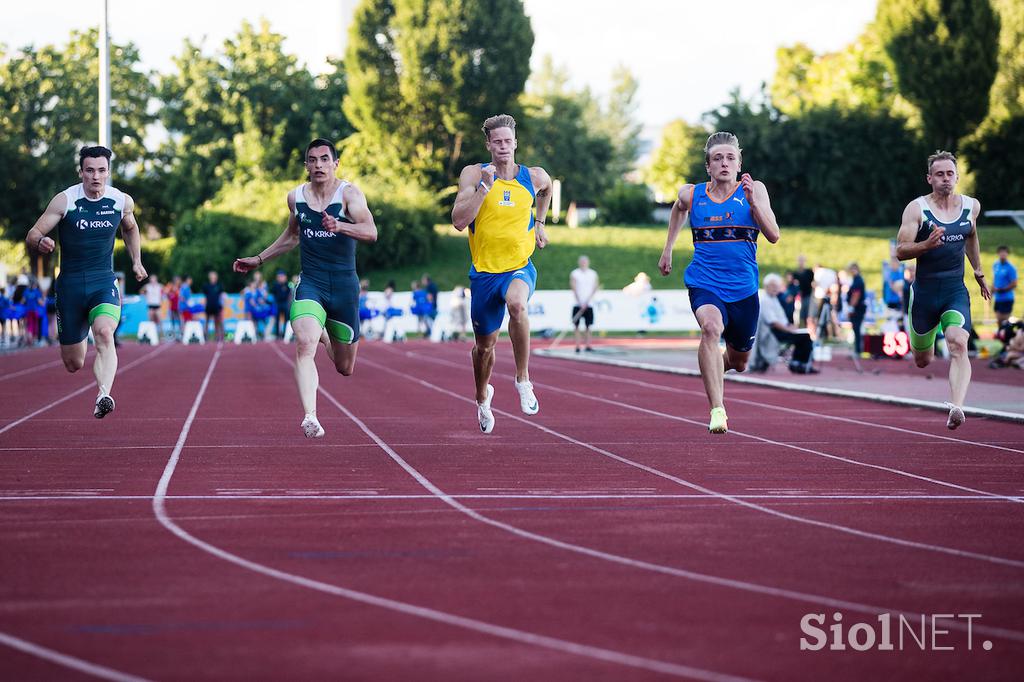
[644,119,706,201]
[589,66,642,178]
[987,0,1024,121]
[771,28,902,117]
[342,0,534,191]
[0,30,154,241]
[157,20,352,217]
[519,57,614,203]
[877,0,1000,150]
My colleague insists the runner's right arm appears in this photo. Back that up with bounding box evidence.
[658,184,693,276]
[233,192,300,273]
[25,193,68,254]
[451,164,493,230]
[895,201,943,261]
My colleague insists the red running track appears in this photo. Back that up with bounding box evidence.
[1,340,1023,681]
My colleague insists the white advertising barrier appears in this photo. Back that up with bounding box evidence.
[361,289,700,338]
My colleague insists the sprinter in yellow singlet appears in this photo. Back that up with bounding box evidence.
[451,114,552,434]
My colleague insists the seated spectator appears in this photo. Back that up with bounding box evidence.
[753,273,818,374]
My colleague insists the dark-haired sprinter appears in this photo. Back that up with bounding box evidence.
[25,145,148,419]
[896,150,991,430]
[234,138,377,439]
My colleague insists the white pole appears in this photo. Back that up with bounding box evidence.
[98,0,111,151]
[551,178,561,224]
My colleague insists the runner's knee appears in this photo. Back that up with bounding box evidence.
[700,319,724,339]
[93,325,114,347]
[946,334,967,357]
[507,299,526,320]
[63,356,84,373]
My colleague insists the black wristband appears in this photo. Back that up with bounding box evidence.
[257,254,263,265]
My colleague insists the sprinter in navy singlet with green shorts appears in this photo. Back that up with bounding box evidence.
[234,139,378,439]
[659,132,781,434]
[25,146,148,419]
[896,151,991,430]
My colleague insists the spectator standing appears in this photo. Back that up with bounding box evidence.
[270,270,293,339]
[202,270,225,342]
[846,262,868,356]
[569,255,600,352]
[793,255,814,329]
[142,275,163,330]
[993,246,1017,327]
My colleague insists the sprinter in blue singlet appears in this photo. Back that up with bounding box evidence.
[234,139,378,440]
[24,146,148,419]
[658,132,781,434]
[895,150,991,430]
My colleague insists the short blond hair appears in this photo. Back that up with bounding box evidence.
[704,131,741,164]
[482,114,516,140]
[927,150,957,173]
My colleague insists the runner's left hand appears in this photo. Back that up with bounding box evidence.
[322,212,343,233]
[535,223,548,249]
[975,270,992,301]
[740,173,755,205]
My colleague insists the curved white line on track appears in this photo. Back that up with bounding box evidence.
[343,355,1024,643]
[0,630,150,682]
[366,352,1024,570]
[404,349,1024,507]
[531,353,1024,454]
[0,345,170,436]
[150,347,748,680]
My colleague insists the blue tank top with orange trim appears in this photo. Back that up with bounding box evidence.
[683,182,760,301]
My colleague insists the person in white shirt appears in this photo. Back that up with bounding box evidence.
[570,255,600,352]
[142,275,163,328]
[757,273,817,373]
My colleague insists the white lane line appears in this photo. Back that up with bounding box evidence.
[2,494,1022,502]
[366,354,1024,570]
[149,349,746,680]
[0,630,150,682]
[408,349,1024,505]
[0,345,171,436]
[339,354,1024,643]
[531,352,1024,451]
[0,358,72,382]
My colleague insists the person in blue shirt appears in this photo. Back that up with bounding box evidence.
[410,280,434,336]
[993,246,1017,327]
[881,256,905,311]
[659,132,781,434]
[22,278,44,346]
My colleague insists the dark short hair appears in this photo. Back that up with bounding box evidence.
[305,138,338,161]
[998,245,1010,252]
[79,145,112,169]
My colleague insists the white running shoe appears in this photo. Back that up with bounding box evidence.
[477,384,495,434]
[514,379,539,415]
[945,403,966,430]
[301,413,325,439]
[93,394,115,419]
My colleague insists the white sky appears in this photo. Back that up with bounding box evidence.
[1,0,878,133]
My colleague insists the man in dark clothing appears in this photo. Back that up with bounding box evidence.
[793,255,814,329]
[271,270,293,339]
[846,262,868,356]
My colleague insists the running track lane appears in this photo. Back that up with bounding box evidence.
[0,341,1021,680]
